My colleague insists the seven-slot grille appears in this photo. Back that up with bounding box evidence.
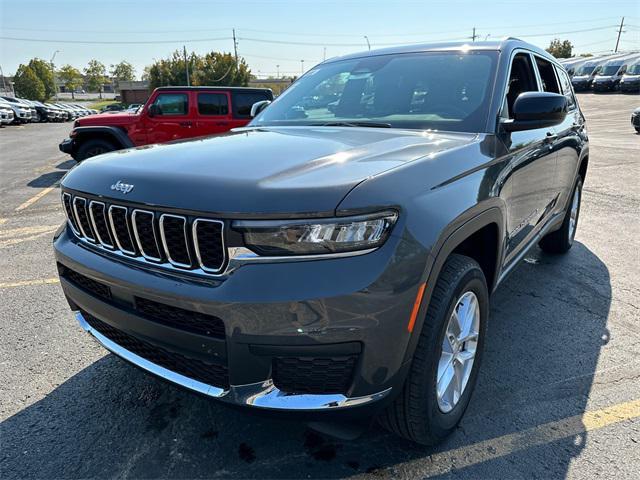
[62,192,226,274]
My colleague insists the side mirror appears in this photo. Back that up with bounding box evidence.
[502,92,567,132]
[250,100,271,118]
[147,104,159,117]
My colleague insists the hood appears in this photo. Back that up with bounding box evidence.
[62,126,479,216]
[77,112,139,126]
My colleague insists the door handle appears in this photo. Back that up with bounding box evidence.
[179,121,192,127]
[215,122,227,126]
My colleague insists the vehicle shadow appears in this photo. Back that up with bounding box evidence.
[0,242,610,479]
[27,160,75,188]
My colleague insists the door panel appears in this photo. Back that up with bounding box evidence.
[144,92,194,144]
[501,127,558,261]
[194,92,232,136]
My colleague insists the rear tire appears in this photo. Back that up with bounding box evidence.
[378,254,488,445]
[539,177,583,254]
[76,139,117,161]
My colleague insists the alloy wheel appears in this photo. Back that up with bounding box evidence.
[437,291,480,413]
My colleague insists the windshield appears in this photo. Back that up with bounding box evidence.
[626,64,640,75]
[575,65,596,76]
[252,51,498,132]
[598,65,620,76]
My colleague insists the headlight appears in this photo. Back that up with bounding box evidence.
[233,211,397,256]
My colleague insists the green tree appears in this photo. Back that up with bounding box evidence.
[84,59,107,98]
[546,39,573,59]
[58,64,83,99]
[27,58,55,99]
[110,60,135,90]
[146,50,252,89]
[13,65,46,101]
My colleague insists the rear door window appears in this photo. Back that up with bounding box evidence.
[232,91,271,118]
[150,93,188,115]
[534,56,561,93]
[197,93,229,116]
[555,66,577,110]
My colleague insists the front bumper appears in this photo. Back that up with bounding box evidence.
[59,138,75,155]
[592,81,616,92]
[620,82,640,93]
[54,222,423,413]
[76,310,391,410]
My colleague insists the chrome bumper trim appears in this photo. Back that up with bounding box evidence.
[76,311,391,410]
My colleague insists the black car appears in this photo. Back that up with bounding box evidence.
[632,108,640,133]
[54,38,588,445]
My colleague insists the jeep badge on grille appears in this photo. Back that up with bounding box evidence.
[111,180,134,194]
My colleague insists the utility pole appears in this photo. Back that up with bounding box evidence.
[323,47,327,61]
[232,28,239,68]
[50,50,60,100]
[614,17,625,53]
[183,46,190,86]
[364,35,371,50]
[276,65,280,78]
[471,27,477,42]
[300,60,305,75]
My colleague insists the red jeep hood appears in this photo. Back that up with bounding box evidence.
[77,112,139,126]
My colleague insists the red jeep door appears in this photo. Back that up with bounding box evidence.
[143,91,196,144]
[194,91,232,136]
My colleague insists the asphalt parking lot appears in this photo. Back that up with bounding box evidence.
[1,93,639,479]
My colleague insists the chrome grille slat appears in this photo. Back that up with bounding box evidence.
[62,192,80,235]
[62,192,226,277]
[132,209,162,262]
[72,197,96,242]
[89,201,114,249]
[108,205,136,255]
[193,219,225,273]
[159,214,192,268]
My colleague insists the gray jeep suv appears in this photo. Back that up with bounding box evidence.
[54,38,588,445]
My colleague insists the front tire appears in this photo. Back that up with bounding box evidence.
[75,139,117,161]
[539,177,583,254]
[379,254,488,445]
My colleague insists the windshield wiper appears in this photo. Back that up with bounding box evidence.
[310,121,392,128]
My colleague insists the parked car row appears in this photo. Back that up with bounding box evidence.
[560,53,640,93]
[0,95,98,126]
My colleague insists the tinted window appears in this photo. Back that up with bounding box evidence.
[253,52,497,132]
[534,56,560,93]
[151,93,188,115]
[599,65,620,76]
[555,67,576,110]
[233,92,271,118]
[198,93,229,116]
[504,53,538,119]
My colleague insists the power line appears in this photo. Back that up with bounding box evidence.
[0,36,232,45]
[1,24,617,47]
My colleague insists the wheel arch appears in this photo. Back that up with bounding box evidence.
[402,206,505,364]
[73,126,134,151]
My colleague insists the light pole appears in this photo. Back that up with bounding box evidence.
[364,36,371,50]
[276,64,280,78]
[50,50,60,100]
[300,60,304,75]
[0,65,7,93]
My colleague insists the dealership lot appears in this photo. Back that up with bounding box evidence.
[0,94,639,479]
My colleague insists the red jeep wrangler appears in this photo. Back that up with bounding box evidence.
[59,86,273,161]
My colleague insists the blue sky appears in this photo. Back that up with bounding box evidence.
[1,0,638,77]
